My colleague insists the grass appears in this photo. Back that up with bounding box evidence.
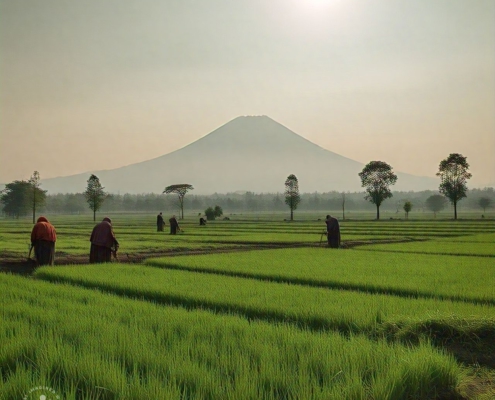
[34,263,495,342]
[0,274,460,400]
[142,248,495,304]
[1,214,494,398]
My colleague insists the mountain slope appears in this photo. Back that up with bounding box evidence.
[42,116,438,194]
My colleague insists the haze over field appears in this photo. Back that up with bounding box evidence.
[1,0,494,188]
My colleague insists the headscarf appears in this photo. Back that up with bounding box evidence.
[102,217,112,224]
[37,216,49,223]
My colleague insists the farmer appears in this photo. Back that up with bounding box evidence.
[199,216,207,226]
[325,214,341,248]
[157,212,165,232]
[169,215,180,235]
[30,216,57,266]
[90,217,119,263]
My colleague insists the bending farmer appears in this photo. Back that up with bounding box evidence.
[30,216,57,266]
[90,217,119,263]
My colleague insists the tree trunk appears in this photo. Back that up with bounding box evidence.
[290,208,293,221]
[376,205,380,220]
[454,201,457,220]
[93,209,96,222]
[32,190,36,224]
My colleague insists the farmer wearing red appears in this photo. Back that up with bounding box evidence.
[30,216,57,266]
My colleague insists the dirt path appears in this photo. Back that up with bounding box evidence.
[0,238,422,276]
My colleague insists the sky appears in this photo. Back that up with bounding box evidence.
[1,0,494,188]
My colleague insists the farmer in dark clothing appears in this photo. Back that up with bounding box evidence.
[30,216,57,266]
[325,214,341,248]
[199,217,207,226]
[157,212,165,232]
[90,217,119,263]
[169,215,180,235]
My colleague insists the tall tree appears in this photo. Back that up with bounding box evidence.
[28,171,47,223]
[436,153,472,220]
[284,174,301,221]
[163,184,194,219]
[84,174,107,221]
[0,180,31,218]
[358,161,398,220]
[425,194,447,218]
[403,201,412,220]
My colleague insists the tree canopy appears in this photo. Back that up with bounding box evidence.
[284,174,301,221]
[163,184,194,220]
[436,153,471,220]
[0,180,32,218]
[358,161,398,220]
[84,174,107,221]
[425,194,448,217]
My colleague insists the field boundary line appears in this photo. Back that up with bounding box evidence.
[144,261,495,307]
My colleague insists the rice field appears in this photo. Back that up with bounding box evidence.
[0,213,494,399]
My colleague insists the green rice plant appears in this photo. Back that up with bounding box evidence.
[35,264,495,339]
[357,240,495,257]
[143,248,495,304]
[0,274,460,399]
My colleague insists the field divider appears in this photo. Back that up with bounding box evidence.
[33,272,365,336]
[144,259,495,307]
[33,267,495,366]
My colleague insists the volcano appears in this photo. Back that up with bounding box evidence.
[42,116,437,194]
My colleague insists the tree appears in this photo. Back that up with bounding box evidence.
[403,201,412,220]
[436,153,472,220]
[0,180,31,218]
[425,194,447,218]
[163,184,194,220]
[478,197,491,214]
[341,192,346,220]
[358,161,398,220]
[28,171,47,223]
[284,174,301,221]
[214,205,223,218]
[205,205,223,221]
[84,174,107,221]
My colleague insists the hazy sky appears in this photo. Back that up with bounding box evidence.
[1,0,494,188]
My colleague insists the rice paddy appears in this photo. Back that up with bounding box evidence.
[0,213,494,399]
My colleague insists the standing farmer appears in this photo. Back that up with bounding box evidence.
[90,217,119,263]
[325,214,341,248]
[30,216,57,266]
[157,212,165,232]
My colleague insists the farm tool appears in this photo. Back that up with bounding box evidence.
[319,231,327,246]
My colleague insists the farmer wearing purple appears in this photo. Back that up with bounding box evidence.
[90,217,119,263]
[325,214,341,248]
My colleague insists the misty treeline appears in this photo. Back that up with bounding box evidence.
[2,188,493,217]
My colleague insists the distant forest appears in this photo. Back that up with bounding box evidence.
[5,188,493,217]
